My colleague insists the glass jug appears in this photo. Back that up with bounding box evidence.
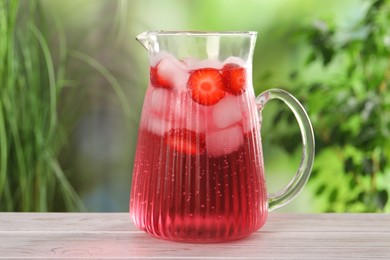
[130,31,315,243]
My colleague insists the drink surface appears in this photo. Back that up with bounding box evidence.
[130,52,268,242]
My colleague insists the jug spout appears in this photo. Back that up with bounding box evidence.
[136,31,151,51]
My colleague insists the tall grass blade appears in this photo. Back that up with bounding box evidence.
[70,50,136,127]
[28,22,57,138]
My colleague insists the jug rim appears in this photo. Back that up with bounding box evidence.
[138,31,258,37]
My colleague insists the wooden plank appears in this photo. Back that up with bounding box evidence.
[0,213,389,259]
[263,213,390,232]
[0,213,131,232]
[1,213,389,232]
[1,231,389,259]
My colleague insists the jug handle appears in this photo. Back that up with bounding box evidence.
[256,88,315,211]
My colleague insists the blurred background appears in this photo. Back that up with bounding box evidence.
[1,0,389,212]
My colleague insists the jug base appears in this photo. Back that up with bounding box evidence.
[133,214,267,243]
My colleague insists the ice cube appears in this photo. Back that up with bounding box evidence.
[189,59,223,70]
[157,56,189,92]
[181,58,199,69]
[223,56,246,67]
[146,115,172,136]
[212,94,242,129]
[149,88,171,115]
[206,125,244,157]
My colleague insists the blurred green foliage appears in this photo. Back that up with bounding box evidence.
[272,0,390,212]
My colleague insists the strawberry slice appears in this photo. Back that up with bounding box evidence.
[164,128,205,155]
[150,64,172,89]
[187,68,225,106]
[221,63,247,95]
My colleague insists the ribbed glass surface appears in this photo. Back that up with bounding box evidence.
[130,36,267,242]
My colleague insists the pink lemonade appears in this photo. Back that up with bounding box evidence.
[130,52,268,242]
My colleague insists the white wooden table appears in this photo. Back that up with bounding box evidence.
[0,213,389,259]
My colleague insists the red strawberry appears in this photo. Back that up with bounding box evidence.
[221,63,247,95]
[187,68,225,106]
[150,64,172,89]
[164,128,205,155]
